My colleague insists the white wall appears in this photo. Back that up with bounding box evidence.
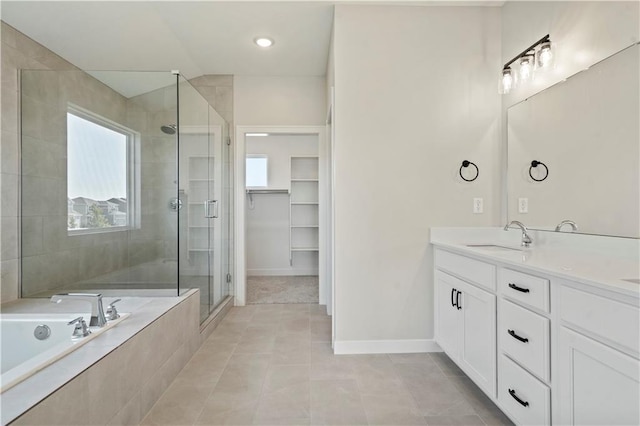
[234,76,327,126]
[246,134,319,276]
[332,5,501,352]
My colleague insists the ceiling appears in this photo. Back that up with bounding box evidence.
[0,1,335,80]
[1,1,503,96]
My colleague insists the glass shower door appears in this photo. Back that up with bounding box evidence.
[178,77,230,323]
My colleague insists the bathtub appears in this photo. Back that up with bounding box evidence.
[0,312,128,393]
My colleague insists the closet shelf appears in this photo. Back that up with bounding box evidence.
[291,179,319,182]
[291,225,319,228]
[291,202,319,205]
[291,247,319,252]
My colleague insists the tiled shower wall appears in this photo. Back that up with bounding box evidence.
[1,22,236,303]
[1,22,78,303]
[1,23,173,300]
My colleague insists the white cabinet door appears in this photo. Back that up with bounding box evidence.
[435,271,496,397]
[435,271,461,359]
[558,327,640,426]
[459,279,496,398]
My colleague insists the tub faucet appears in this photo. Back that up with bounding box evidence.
[504,220,533,247]
[51,293,107,327]
[555,220,578,232]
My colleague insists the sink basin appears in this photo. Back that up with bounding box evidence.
[466,244,523,252]
[621,278,640,284]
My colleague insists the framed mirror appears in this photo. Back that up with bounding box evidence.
[507,43,639,239]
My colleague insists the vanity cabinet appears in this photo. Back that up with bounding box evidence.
[434,253,496,397]
[497,268,551,425]
[557,327,639,426]
[433,246,640,426]
[556,283,640,426]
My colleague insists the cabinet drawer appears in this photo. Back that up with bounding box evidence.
[435,249,496,291]
[560,286,640,356]
[500,299,550,382]
[498,355,550,426]
[499,269,549,312]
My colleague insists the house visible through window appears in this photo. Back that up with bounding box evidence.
[246,156,268,188]
[67,108,136,233]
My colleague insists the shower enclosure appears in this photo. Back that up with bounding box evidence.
[20,70,233,322]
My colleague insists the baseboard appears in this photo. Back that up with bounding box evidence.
[247,268,319,276]
[333,339,442,354]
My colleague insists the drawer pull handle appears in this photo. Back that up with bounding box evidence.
[508,389,529,407]
[451,288,457,308]
[508,329,529,343]
[508,283,530,293]
[456,290,462,310]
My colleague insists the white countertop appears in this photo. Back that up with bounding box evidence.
[430,228,640,298]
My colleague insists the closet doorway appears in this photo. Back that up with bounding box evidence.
[235,127,329,310]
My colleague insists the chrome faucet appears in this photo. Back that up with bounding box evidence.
[51,293,107,327]
[504,220,533,247]
[555,220,578,232]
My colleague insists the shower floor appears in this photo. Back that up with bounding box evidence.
[247,275,318,304]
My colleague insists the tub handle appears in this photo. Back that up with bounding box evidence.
[106,299,121,321]
[68,317,91,338]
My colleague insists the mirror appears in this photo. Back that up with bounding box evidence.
[507,43,639,239]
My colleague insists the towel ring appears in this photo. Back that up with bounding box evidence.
[529,160,549,182]
[459,160,479,182]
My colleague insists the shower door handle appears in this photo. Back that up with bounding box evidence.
[204,200,218,218]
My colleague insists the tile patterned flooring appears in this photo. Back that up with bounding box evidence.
[140,304,513,426]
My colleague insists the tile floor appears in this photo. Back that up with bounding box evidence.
[140,304,513,426]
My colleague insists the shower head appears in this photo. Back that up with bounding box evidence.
[161,124,177,135]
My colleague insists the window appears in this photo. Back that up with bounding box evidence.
[246,155,268,188]
[67,107,138,233]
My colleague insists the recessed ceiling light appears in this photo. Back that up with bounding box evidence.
[246,133,269,137]
[254,37,274,48]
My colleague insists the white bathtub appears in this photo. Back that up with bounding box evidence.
[0,313,128,393]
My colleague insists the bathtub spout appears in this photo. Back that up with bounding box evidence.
[51,293,107,327]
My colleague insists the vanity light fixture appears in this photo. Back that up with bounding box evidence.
[500,34,553,94]
[537,41,554,68]
[519,53,535,82]
[254,37,274,48]
[501,68,514,94]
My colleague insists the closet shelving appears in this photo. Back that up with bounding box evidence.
[289,156,319,265]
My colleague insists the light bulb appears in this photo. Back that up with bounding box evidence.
[537,41,553,68]
[519,54,534,82]
[254,37,274,48]
[501,68,514,94]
